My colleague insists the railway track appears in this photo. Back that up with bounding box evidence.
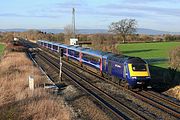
[39,48,180,119]
[36,51,147,120]
[139,90,180,111]
[132,91,180,118]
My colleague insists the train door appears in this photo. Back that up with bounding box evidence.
[102,58,106,72]
[108,61,112,75]
[123,65,127,79]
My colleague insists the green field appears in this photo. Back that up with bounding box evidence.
[0,44,5,56]
[117,42,180,68]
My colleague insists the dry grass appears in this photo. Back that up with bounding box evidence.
[165,86,180,100]
[74,96,111,120]
[0,52,71,120]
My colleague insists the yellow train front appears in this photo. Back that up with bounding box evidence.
[105,56,151,89]
[124,57,151,88]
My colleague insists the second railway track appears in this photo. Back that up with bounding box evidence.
[38,47,180,119]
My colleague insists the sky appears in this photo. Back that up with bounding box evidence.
[0,0,180,32]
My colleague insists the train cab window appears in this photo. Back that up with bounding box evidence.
[132,64,146,71]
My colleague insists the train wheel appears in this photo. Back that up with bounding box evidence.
[124,83,129,89]
[120,79,127,86]
[124,83,132,90]
[108,75,112,81]
[128,85,132,90]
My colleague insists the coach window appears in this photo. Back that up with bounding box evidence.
[48,44,51,48]
[53,45,57,50]
[91,56,100,64]
[69,50,74,56]
[63,48,66,53]
[74,51,79,57]
[82,54,89,61]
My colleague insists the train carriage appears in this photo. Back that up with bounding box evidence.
[38,40,48,48]
[81,49,105,74]
[67,46,81,60]
[58,44,71,59]
[52,43,60,52]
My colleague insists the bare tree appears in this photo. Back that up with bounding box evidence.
[64,25,73,44]
[109,19,137,43]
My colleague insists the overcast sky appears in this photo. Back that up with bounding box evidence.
[0,0,180,32]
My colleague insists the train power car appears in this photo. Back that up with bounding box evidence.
[37,40,151,88]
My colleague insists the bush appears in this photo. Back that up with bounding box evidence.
[169,46,180,70]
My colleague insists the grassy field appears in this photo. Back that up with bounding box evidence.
[0,44,5,56]
[118,42,180,68]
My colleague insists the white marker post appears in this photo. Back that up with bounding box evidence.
[29,76,34,90]
[59,56,62,81]
[59,48,63,82]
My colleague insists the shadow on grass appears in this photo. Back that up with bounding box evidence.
[145,58,168,64]
[122,49,158,54]
[149,65,180,93]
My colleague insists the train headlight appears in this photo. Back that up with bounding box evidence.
[131,77,137,79]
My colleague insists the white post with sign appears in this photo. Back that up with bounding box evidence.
[59,48,63,82]
[29,76,34,90]
[59,56,62,81]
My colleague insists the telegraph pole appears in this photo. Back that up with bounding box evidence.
[72,8,76,38]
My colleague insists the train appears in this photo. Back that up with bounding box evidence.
[37,40,151,89]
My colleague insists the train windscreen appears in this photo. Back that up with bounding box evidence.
[132,64,146,71]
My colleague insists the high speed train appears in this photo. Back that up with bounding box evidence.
[37,40,151,89]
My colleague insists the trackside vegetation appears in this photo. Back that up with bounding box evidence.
[118,42,180,68]
[0,44,5,56]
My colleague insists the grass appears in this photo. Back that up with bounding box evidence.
[117,42,180,68]
[0,44,5,56]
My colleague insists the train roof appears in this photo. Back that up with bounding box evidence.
[81,48,107,57]
[108,55,146,64]
[38,40,62,45]
[127,57,146,64]
[38,40,48,43]
[68,45,84,51]
[58,44,71,48]
[51,42,60,46]
[102,52,115,59]
[107,54,129,63]
[38,40,146,64]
